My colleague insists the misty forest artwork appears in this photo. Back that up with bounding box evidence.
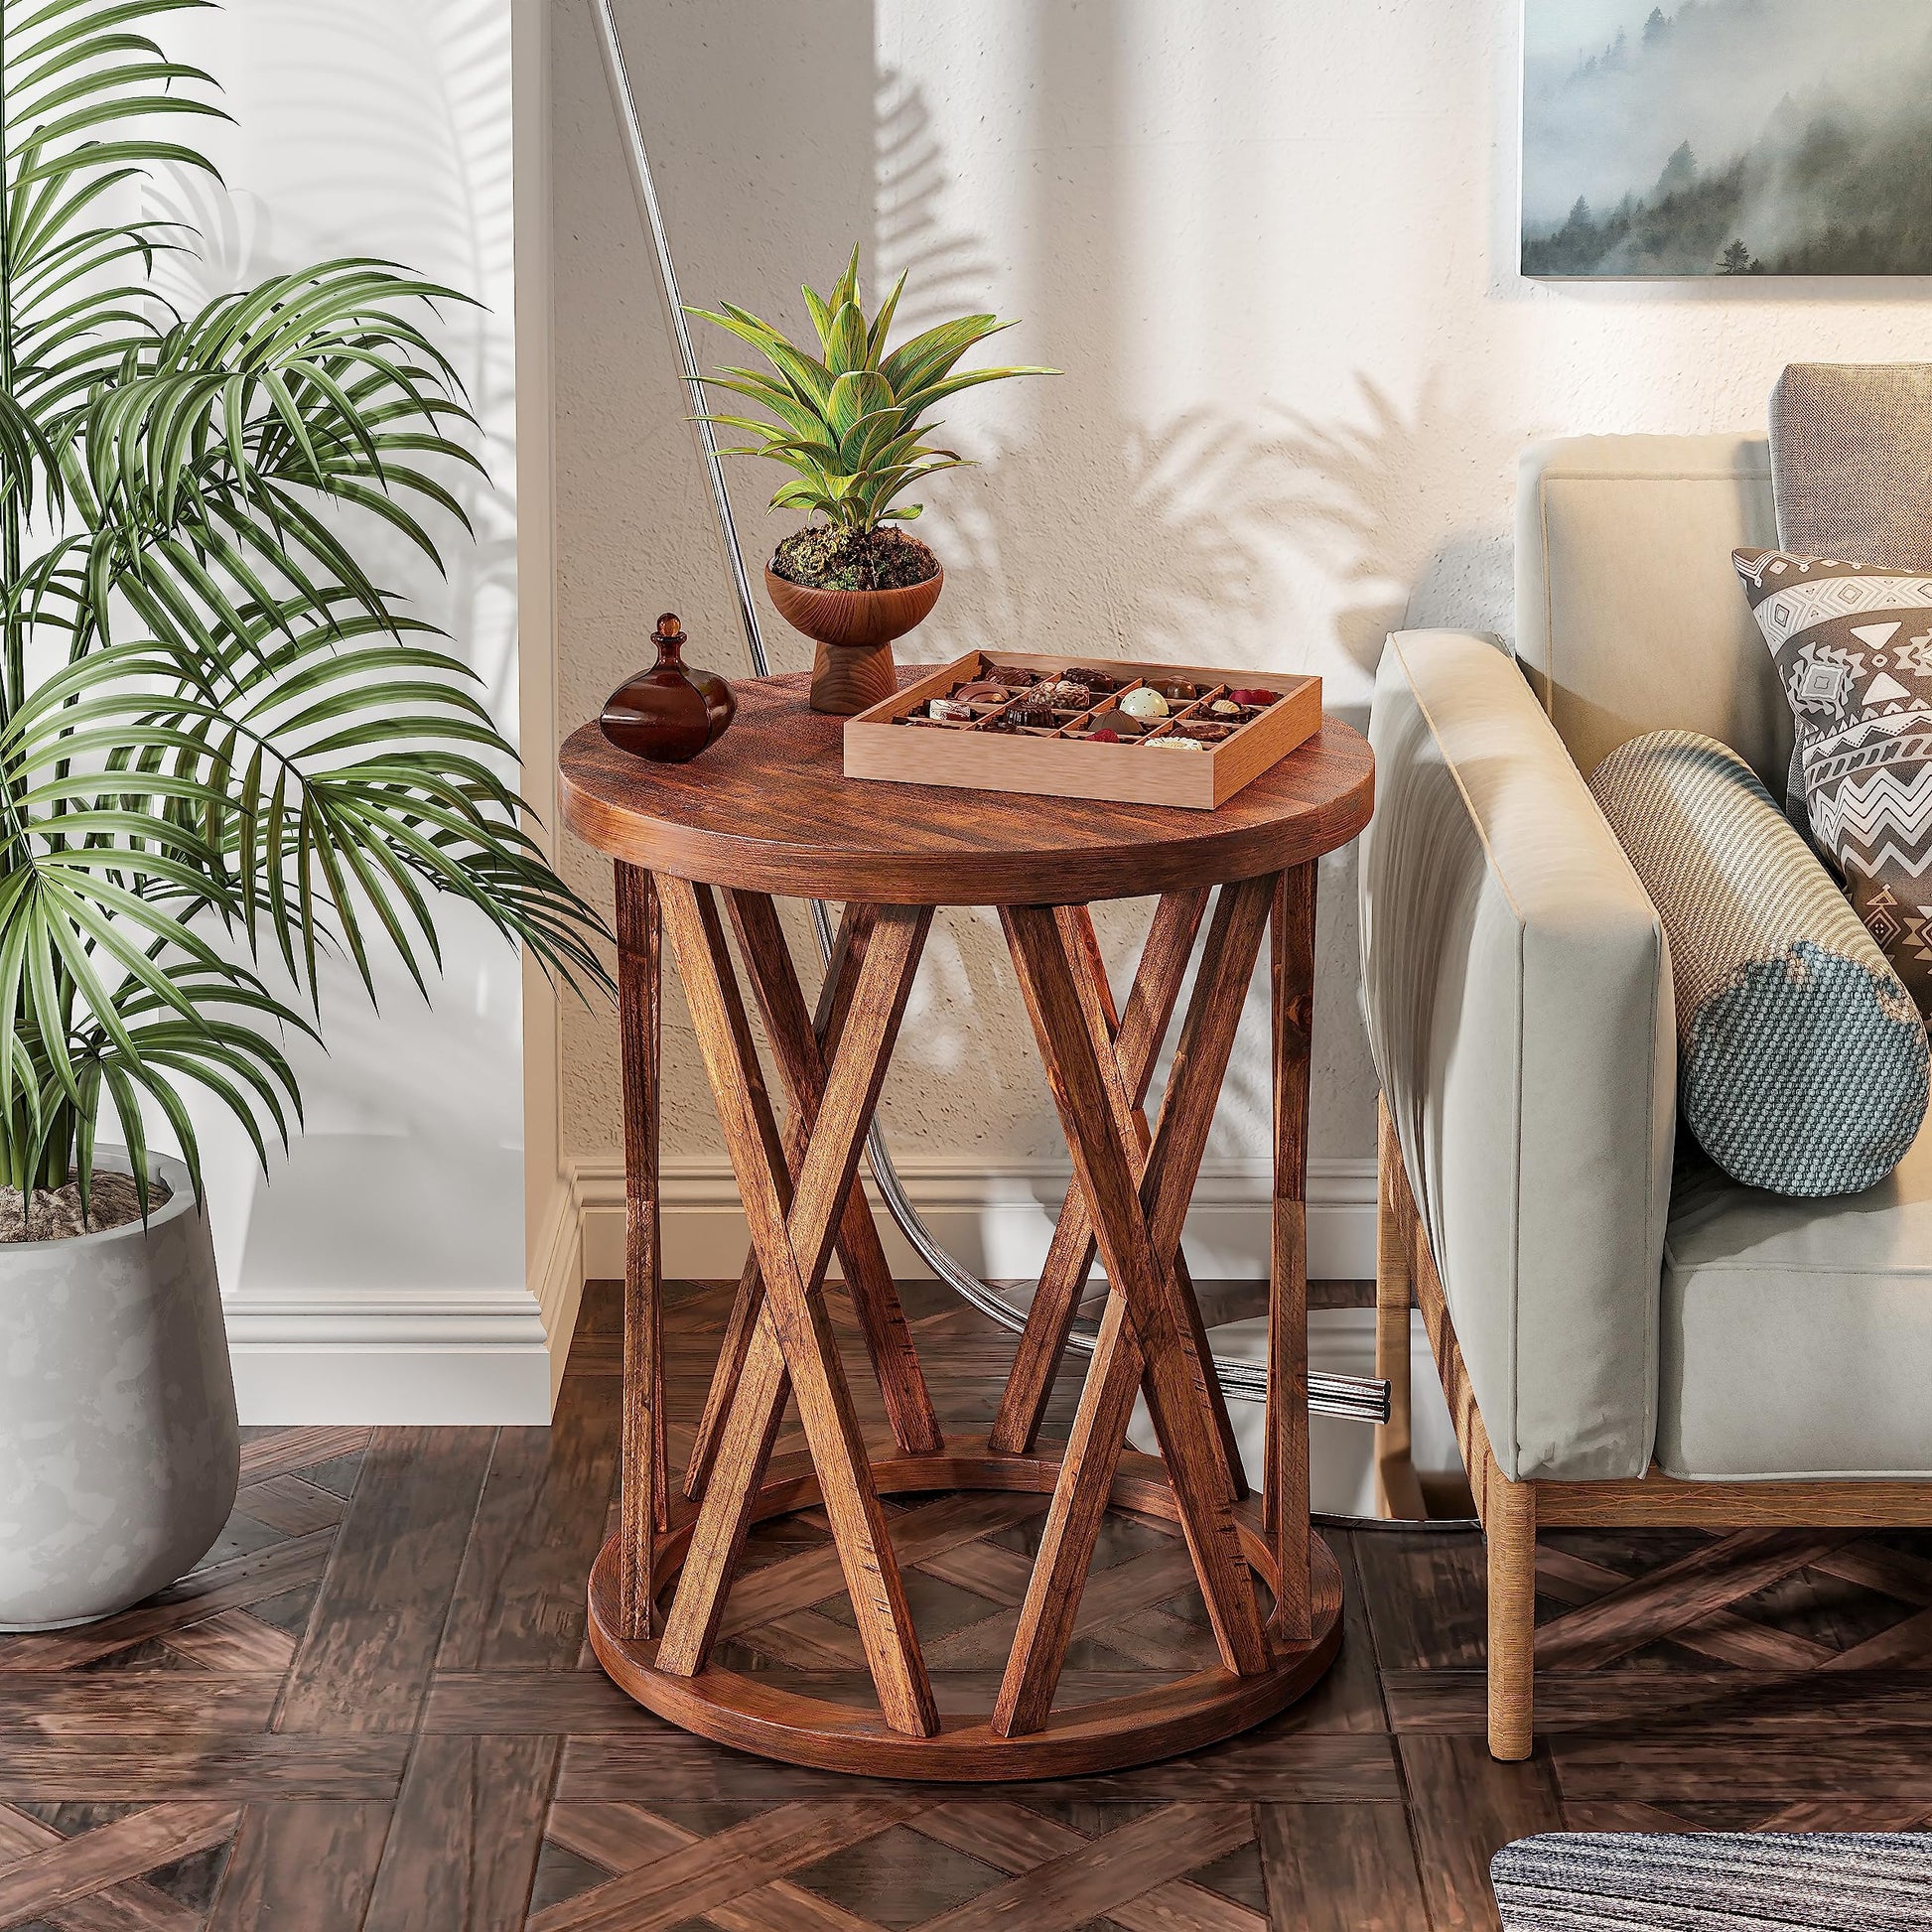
[1522,0,1932,277]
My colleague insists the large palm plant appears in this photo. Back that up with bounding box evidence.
[0,0,605,1210]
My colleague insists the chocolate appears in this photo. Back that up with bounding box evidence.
[1005,703,1054,730]
[1076,670,1119,695]
[1156,681,1197,702]
[1035,679,1093,710]
[985,666,1037,686]
[1145,736,1204,752]
[1090,708,1146,737]
[1086,728,1122,743]
[1208,698,1241,718]
[954,681,1009,703]
[1228,687,1279,707]
[1118,687,1170,722]
[927,698,973,721]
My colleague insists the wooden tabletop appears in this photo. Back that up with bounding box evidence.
[560,669,1373,903]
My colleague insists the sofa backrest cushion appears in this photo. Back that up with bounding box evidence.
[1771,364,1932,570]
[1515,435,1784,786]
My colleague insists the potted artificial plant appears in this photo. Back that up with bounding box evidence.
[0,0,605,1628]
[689,249,1053,713]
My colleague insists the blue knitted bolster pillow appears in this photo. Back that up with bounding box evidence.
[1588,731,1928,1197]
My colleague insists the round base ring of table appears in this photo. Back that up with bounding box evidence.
[585,1442,1344,1782]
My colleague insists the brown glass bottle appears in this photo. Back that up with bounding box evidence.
[600,614,736,763]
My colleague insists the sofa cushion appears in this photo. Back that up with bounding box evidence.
[1770,363,1932,572]
[1588,731,1926,1196]
[1661,1119,1932,1477]
[1516,437,1783,786]
[1734,546,1932,1014]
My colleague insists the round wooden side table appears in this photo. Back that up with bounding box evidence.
[560,669,1374,1780]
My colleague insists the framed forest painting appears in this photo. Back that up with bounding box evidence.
[1522,0,1932,277]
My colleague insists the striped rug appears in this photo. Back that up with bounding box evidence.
[1491,1833,1932,1929]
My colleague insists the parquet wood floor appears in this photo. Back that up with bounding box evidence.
[2,1277,1930,1928]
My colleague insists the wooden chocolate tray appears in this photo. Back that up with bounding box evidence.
[843,650,1321,810]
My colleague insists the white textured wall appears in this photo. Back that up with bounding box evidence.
[554,0,1932,1196]
[164,1,525,1317]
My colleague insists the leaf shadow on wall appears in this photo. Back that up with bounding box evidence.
[1256,372,1519,673]
[651,39,1468,1198]
[863,71,1418,1183]
[862,74,1299,1170]
[128,0,528,1293]
[877,79,1516,685]
[875,68,1300,679]
[143,0,518,713]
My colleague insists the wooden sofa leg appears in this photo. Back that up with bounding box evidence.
[1375,1094,1535,1753]
[1485,1468,1536,1759]
[1374,1098,1425,1520]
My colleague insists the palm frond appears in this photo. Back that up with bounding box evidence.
[0,0,612,1200]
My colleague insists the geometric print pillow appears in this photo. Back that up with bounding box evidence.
[1734,546,1932,1016]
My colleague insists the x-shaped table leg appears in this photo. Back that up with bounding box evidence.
[682,897,943,1502]
[995,883,1276,1735]
[1267,864,1315,1640]
[988,891,1246,1501]
[653,877,940,1737]
[615,865,667,1642]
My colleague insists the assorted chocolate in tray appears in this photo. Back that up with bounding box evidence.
[843,650,1322,811]
[905,662,1288,751]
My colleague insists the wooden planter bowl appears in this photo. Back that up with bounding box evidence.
[764,563,944,716]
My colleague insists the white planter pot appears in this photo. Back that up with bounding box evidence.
[0,1150,238,1629]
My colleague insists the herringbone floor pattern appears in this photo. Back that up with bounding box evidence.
[2,1277,1931,1928]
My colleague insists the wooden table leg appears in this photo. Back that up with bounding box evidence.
[1268,863,1315,1640]
[683,1247,763,1503]
[654,880,940,1736]
[990,891,1244,1500]
[725,891,943,1456]
[990,895,1205,1460]
[683,900,947,1493]
[683,905,871,1498]
[615,863,665,1641]
[584,876,1350,1780]
[994,886,1275,1734]
[989,897,1246,1499]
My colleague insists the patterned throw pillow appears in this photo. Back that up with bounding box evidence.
[1734,546,1932,1013]
[1589,732,1927,1197]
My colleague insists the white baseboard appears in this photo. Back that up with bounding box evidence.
[573,1151,1378,1286]
[224,1175,585,1427]
[530,1173,588,1409]
[224,1282,555,1425]
[224,1156,1379,1427]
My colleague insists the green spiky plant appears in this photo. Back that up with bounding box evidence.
[687,246,1052,585]
[0,0,607,1216]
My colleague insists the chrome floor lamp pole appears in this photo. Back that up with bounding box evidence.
[589,0,1387,1428]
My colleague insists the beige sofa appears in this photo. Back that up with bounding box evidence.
[1363,434,1932,1760]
